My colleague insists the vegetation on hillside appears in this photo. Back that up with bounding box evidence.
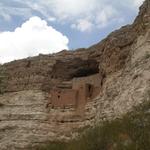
[37,97,150,150]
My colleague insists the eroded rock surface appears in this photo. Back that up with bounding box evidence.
[0,0,150,149]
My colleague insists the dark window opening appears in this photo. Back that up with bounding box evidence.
[88,85,92,92]
[88,84,93,97]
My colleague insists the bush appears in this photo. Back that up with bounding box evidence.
[144,52,150,59]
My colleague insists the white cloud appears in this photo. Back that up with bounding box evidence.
[0,3,11,21]
[33,0,144,31]
[133,0,144,7]
[1,13,11,21]
[0,0,145,32]
[95,6,118,28]
[0,16,69,63]
[71,19,94,32]
[46,0,97,19]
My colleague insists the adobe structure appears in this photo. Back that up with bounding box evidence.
[48,74,101,109]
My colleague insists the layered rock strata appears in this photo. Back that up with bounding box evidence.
[0,0,149,149]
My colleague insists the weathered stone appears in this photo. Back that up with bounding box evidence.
[0,0,149,149]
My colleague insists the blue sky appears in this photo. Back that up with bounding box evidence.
[0,0,144,63]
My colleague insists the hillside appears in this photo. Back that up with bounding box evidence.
[0,0,150,149]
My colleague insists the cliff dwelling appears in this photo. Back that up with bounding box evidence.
[48,74,101,109]
[0,1,149,149]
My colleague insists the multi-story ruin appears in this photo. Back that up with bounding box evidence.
[48,74,101,108]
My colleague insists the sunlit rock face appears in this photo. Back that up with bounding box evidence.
[0,0,149,149]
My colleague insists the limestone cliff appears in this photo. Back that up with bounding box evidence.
[0,0,150,149]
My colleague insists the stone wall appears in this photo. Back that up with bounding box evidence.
[72,74,102,89]
[50,89,78,108]
[49,82,100,109]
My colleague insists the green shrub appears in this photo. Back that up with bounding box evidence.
[36,142,67,150]
[144,52,150,59]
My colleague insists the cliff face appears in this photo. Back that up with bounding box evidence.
[0,0,150,149]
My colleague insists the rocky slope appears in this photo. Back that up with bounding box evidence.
[0,0,150,149]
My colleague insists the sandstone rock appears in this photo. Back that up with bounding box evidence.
[0,0,149,149]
